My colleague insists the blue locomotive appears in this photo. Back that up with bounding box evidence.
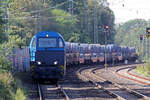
[30,31,138,80]
[29,31,65,80]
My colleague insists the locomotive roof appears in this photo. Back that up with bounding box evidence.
[35,31,62,38]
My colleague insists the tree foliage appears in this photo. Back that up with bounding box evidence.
[99,6,116,44]
[115,19,147,46]
[114,19,150,61]
[7,0,115,44]
[0,12,7,44]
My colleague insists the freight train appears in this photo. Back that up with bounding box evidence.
[29,31,138,80]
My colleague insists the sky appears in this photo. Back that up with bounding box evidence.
[107,0,150,23]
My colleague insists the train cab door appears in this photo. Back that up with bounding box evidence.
[30,36,36,64]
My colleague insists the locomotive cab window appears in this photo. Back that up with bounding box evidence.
[32,38,36,48]
[59,38,64,48]
[38,37,57,48]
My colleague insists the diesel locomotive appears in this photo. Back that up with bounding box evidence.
[29,31,138,80]
[29,31,66,80]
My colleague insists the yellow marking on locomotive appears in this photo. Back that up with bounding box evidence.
[57,65,65,72]
[60,72,64,76]
[60,65,64,69]
[30,65,36,70]
[58,66,64,76]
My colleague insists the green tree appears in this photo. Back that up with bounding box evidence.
[0,12,7,43]
[115,19,147,46]
[114,19,149,61]
[98,5,115,44]
[8,0,80,43]
[8,0,116,44]
[46,0,116,43]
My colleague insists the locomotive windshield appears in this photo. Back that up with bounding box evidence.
[38,37,57,48]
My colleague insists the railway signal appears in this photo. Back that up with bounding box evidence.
[104,25,109,70]
[146,27,150,39]
[139,34,143,41]
[104,25,109,30]
[139,34,143,44]
[146,27,150,34]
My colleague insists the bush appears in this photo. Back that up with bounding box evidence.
[0,54,27,100]
[0,72,14,100]
[0,71,27,100]
[15,88,26,100]
[0,56,12,72]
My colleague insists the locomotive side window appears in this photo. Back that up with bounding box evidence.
[59,38,64,48]
[32,38,36,48]
[38,38,56,48]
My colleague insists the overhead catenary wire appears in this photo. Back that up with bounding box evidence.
[2,15,76,20]
[0,0,9,37]
[2,1,72,20]
[9,1,69,15]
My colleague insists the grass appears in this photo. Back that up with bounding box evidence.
[136,62,150,77]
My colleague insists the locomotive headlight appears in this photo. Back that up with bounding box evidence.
[37,61,41,65]
[54,61,58,65]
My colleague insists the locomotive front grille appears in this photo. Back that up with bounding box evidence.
[35,51,65,66]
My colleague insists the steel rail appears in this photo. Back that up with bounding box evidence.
[76,67,125,100]
[37,83,43,100]
[92,67,150,100]
[57,84,70,100]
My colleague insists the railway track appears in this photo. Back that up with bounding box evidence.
[26,63,147,100]
[93,64,150,99]
[27,65,116,100]
[77,66,150,100]
[116,66,150,85]
[58,65,116,100]
[37,82,70,100]
[92,67,150,100]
